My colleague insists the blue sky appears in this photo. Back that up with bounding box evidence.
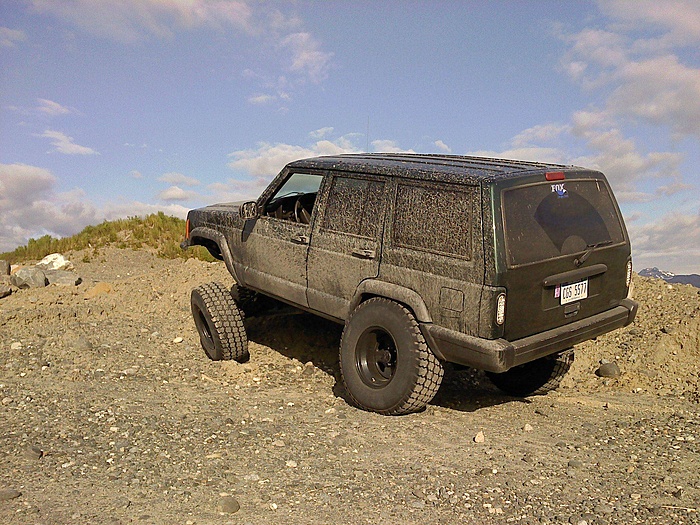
[1,0,698,273]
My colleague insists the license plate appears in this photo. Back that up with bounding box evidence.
[559,279,588,305]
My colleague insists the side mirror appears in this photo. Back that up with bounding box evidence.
[239,201,259,220]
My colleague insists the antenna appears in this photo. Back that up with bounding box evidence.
[366,116,370,152]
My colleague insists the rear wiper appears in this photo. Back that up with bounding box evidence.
[574,240,613,267]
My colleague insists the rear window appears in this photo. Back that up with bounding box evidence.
[502,179,625,267]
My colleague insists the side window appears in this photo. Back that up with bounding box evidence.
[263,172,323,224]
[322,176,385,238]
[393,182,474,259]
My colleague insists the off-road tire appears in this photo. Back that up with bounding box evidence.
[191,282,248,362]
[486,348,574,396]
[339,298,444,415]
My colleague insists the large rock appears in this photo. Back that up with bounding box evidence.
[10,267,47,289]
[45,270,83,286]
[0,284,11,299]
[0,260,9,276]
[36,253,74,271]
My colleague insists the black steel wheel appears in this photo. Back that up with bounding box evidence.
[340,298,444,415]
[486,348,574,396]
[191,282,248,362]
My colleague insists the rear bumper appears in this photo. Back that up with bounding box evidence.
[421,298,638,373]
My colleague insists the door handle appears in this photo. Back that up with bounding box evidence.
[352,248,376,260]
[292,234,309,245]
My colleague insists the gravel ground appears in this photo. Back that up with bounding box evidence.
[1,248,699,525]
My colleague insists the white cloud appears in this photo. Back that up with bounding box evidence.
[281,32,333,83]
[36,99,74,116]
[248,93,276,105]
[39,129,99,155]
[0,163,98,251]
[370,140,415,154]
[128,170,143,179]
[228,138,360,177]
[0,162,189,252]
[598,0,700,47]
[561,8,700,139]
[31,1,335,101]
[158,172,200,186]
[30,0,254,43]
[434,140,451,153]
[0,27,27,48]
[309,127,334,139]
[158,185,196,201]
[628,209,700,274]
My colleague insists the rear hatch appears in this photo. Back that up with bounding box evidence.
[493,170,631,341]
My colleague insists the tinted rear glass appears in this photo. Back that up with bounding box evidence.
[502,180,625,266]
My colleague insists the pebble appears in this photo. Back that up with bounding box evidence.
[596,362,621,378]
[173,337,184,344]
[473,431,485,443]
[568,459,583,469]
[23,445,43,460]
[217,496,240,514]
[523,423,533,432]
[0,489,22,501]
[594,503,614,514]
[10,342,22,350]
[83,282,113,299]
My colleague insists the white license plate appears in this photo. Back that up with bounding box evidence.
[560,279,588,305]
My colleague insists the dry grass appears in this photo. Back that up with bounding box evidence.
[0,212,215,264]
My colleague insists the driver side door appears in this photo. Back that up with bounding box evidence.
[238,170,324,307]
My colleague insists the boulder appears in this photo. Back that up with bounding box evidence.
[36,253,74,271]
[0,284,11,299]
[9,267,47,289]
[0,260,9,276]
[45,270,83,286]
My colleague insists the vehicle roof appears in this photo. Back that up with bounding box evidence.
[288,153,588,184]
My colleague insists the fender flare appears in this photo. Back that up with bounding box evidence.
[349,279,432,323]
[187,226,242,284]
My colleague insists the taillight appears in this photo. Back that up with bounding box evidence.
[626,260,633,288]
[496,293,506,325]
[545,171,565,181]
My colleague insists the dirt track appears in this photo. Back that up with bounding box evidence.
[1,248,699,524]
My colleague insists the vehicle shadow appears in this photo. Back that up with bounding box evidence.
[245,312,518,414]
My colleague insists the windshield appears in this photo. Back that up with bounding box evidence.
[502,179,625,267]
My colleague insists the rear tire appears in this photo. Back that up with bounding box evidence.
[340,298,444,415]
[486,348,574,396]
[191,282,248,362]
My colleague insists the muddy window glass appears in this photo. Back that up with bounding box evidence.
[393,183,474,259]
[502,180,625,267]
[264,172,323,224]
[322,176,385,238]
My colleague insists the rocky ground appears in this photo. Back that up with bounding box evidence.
[1,248,699,525]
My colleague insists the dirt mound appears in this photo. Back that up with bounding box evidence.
[1,248,698,524]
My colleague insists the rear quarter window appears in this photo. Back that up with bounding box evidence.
[392,182,475,259]
[502,179,625,267]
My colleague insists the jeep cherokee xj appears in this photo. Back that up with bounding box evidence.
[182,154,637,415]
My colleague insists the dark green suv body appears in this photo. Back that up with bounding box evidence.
[182,154,637,414]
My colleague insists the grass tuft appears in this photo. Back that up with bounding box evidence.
[0,212,215,264]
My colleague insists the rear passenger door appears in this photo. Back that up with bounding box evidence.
[307,173,388,319]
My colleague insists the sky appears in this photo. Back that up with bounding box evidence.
[1,0,699,274]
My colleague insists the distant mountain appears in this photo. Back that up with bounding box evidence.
[639,267,700,288]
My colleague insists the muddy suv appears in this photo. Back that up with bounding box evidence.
[182,154,638,415]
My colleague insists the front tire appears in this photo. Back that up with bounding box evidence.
[340,298,444,415]
[191,282,248,362]
[486,348,574,396]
